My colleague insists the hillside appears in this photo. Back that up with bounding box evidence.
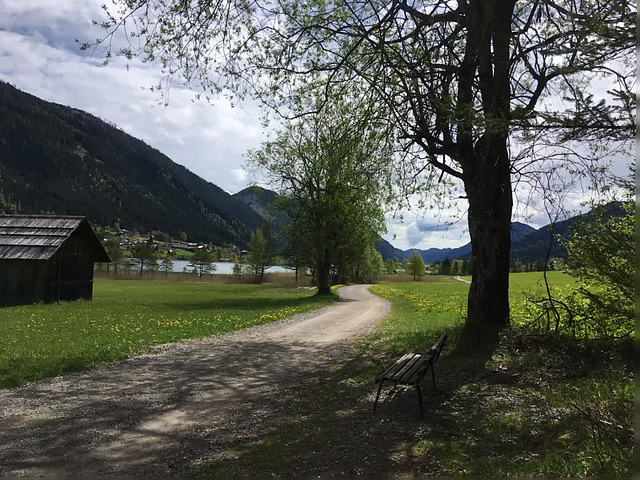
[405,222,536,263]
[0,81,263,245]
[509,202,624,262]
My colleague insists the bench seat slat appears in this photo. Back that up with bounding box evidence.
[391,353,424,382]
[374,353,414,382]
[396,354,435,384]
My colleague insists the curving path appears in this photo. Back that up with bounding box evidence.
[0,285,389,477]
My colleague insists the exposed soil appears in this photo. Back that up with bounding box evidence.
[0,284,391,478]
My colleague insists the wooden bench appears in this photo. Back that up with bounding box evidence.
[373,332,447,415]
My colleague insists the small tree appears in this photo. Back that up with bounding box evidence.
[160,252,175,277]
[560,201,634,338]
[406,251,425,281]
[441,258,452,276]
[131,242,158,277]
[247,229,271,282]
[103,239,123,275]
[147,258,159,277]
[384,258,395,275]
[188,247,217,279]
[233,262,244,277]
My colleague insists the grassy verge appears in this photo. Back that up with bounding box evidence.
[0,279,335,388]
[360,273,633,477]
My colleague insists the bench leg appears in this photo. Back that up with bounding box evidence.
[373,380,385,412]
[430,363,436,390]
[416,382,424,417]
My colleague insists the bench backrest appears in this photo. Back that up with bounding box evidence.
[425,332,448,364]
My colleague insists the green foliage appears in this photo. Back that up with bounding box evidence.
[405,251,425,280]
[103,238,124,273]
[350,244,384,283]
[130,242,158,277]
[188,247,217,278]
[521,201,634,339]
[384,258,395,275]
[0,279,336,388]
[441,257,451,275]
[247,93,391,294]
[233,262,244,276]
[159,253,174,276]
[247,229,273,281]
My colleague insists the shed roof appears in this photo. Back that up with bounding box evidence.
[0,215,110,261]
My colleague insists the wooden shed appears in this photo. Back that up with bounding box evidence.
[0,215,110,304]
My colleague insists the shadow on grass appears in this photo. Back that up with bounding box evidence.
[0,323,631,478]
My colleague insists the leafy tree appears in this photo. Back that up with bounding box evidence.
[559,200,634,337]
[146,257,159,277]
[247,96,390,294]
[96,0,634,327]
[452,260,460,276]
[188,247,217,279]
[462,259,470,276]
[232,262,244,277]
[131,242,158,277]
[247,229,272,282]
[160,252,175,277]
[384,258,395,275]
[350,243,385,283]
[103,238,123,275]
[441,258,452,276]
[406,251,426,281]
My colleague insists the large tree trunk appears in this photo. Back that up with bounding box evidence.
[458,0,515,327]
[317,249,332,295]
[464,139,512,327]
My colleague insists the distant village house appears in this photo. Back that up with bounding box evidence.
[0,215,110,304]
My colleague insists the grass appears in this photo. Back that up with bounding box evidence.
[360,272,633,477]
[0,279,336,389]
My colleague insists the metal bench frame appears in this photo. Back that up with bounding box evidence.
[373,332,447,415]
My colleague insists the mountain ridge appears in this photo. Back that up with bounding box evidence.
[0,81,263,245]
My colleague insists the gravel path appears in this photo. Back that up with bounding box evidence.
[0,284,389,478]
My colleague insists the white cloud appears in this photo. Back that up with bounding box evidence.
[0,20,267,195]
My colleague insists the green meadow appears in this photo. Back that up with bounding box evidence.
[0,279,335,388]
[361,272,632,477]
[369,271,574,354]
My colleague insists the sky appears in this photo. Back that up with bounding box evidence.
[0,0,631,250]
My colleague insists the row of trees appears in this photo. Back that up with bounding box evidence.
[102,241,219,278]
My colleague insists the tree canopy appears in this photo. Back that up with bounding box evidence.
[247,95,390,293]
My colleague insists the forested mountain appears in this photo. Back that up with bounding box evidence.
[509,202,624,263]
[0,81,263,245]
[405,222,536,263]
[233,187,279,219]
[403,205,625,264]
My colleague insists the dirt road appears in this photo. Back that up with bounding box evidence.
[0,284,389,477]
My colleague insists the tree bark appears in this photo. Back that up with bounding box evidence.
[464,139,512,327]
[317,249,332,295]
[459,0,515,327]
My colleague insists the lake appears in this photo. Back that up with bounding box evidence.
[170,260,293,274]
